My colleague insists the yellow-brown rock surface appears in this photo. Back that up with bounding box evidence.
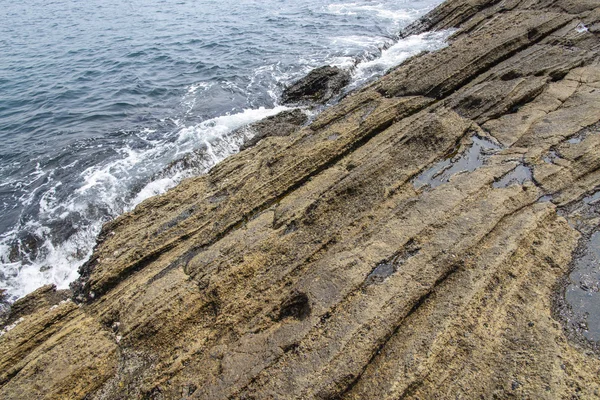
[2,0,600,398]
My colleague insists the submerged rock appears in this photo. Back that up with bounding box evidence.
[281,66,351,104]
[2,0,600,398]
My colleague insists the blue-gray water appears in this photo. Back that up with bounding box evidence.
[0,0,448,299]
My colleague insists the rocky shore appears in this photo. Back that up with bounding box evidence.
[2,0,600,398]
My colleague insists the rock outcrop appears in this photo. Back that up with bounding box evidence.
[1,285,70,328]
[2,0,600,399]
[281,65,351,104]
[0,290,9,327]
[238,109,308,151]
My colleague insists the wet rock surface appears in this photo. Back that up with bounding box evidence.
[556,180,600,351]
[151,109,308,182]
[565,231,600,342]
[1,285,71,328]
[238,109,308,151]
[0,290,9,328]
[3,0,600,399]
[281,65,351,104]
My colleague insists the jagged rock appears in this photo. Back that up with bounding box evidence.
[2,285,70,328]
[239,109,308,150]
[0,290,9,328]
[281,66,351,104]
[2,0,600,398]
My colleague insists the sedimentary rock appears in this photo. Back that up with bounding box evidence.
[0,290,9,327]
[281,65,351,104]
[2,0,600,398]
[238,109,308,150]
[1,285,70,327]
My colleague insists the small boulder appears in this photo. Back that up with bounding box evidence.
[239,109,308,150]
[0,289,10,327]
[281,66,351,104]
[2,284,71,327]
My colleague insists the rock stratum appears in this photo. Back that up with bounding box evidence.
[2,0,600,398]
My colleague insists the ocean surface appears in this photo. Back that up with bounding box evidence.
[0,0,449,300]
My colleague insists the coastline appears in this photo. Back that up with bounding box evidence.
[1,0,600,398]
[0,6,451,302]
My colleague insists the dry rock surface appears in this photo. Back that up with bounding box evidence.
[2,0,600,398]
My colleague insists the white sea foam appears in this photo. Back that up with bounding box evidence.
[3,228,87,296]
[175,106,289,148]
[328,56,357,70]
[331,35,392,49]
[132,177,180,205]
[347,30,454,91]
[134,106,290,204]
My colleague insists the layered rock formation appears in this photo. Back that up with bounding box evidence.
[2,0,600,398]
[281,66,351,104]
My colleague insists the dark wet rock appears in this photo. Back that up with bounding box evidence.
[239,109,308,150]
[281,66,351,104]
[4,284,71,327]
[0,289,10,328]
[556,190,600,347]
[7,232,46,264]
[277,291,311,321]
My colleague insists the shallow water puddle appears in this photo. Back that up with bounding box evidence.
[560,189,600,235]
[542,150,560,164]
[564,120,600,146]
[584,191,600,205]
[566,231,600,342]
[558,188,600,344]
[365,240,420,286]
[414,136,501,189]
[366,262,396,285]
[492,164,533,188]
